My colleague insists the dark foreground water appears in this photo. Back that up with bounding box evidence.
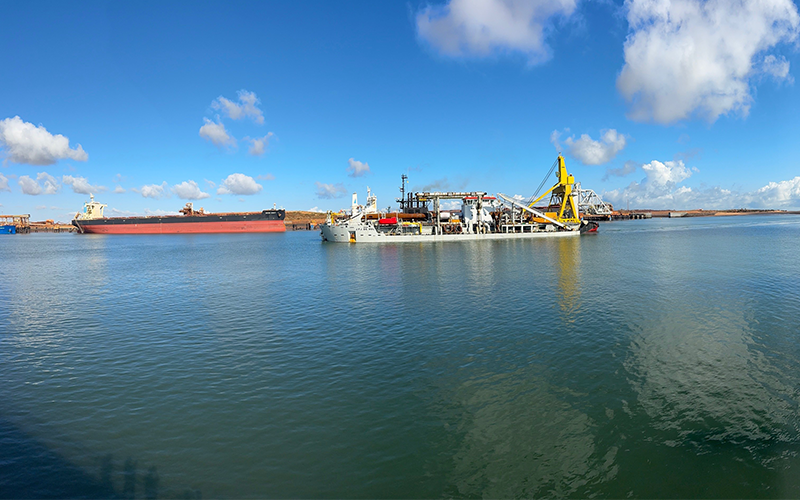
[1,215,799,499]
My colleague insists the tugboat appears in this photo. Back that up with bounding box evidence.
[320,155,599,243]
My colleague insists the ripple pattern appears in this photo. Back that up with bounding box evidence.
[1,216,800,498]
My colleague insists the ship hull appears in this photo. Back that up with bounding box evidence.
[73,211,286,235]
[320,222,582,243]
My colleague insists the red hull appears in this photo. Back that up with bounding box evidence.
[79,220,286,234]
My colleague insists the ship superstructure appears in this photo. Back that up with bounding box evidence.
[320,155,599,243]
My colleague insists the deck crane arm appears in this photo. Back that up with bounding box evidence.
[497,193,573,230]
[525,155,581,224]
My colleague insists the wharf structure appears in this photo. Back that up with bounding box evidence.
[0,215,31,234]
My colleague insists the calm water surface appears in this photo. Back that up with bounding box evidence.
[1,215,799,498]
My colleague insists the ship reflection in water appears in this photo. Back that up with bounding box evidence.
[1,215,800,497]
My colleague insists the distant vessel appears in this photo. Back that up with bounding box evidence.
[320,155,599,243]
[72,196,285,234]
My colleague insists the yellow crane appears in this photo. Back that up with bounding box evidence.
[526,154,581,225]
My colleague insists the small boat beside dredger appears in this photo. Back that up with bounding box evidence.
[320,154,600,243]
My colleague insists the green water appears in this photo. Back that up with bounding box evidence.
[1,215,799,498]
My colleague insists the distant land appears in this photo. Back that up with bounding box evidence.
[3,208,799,234]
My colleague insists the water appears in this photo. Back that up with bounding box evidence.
[1,215,799,498]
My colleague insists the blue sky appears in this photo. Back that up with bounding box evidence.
[1,0,799,221]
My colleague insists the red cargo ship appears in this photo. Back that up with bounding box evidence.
[72,197,285,234]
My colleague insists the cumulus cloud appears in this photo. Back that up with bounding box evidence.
[217,173,262,195]
[62,175,105,194]
[212,90,264,124]
[603,160,638,180]
[18,172,60,195]
[617,0,800,124]
[761,54,793,82]
[0,173,10,192]
[748,177,800,207]
[18,176,41,195]
[173,180,211,200]
[0,116,88,165]
[315,182,347,199]
[604,160,695,208]
[199,118,235,147]
[643,159,693,186]
[347,158,371,177]
[552,129,627,165]
[136,182,170,199]
[246,133,274,156]
[114,185,126,194]
[606,174,800,210]
[416,0,577,64]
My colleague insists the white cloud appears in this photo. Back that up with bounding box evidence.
[0,173,9,192]
[416,0,577,64]
[114,185,126,194]
[136,182,170,199]
[62,175,105,194]
[347,158,371,177]
[552,129,627,165]
[315,182,347,199]
[18,176,41,195]
[256,173,275,181]
[217,173,262,195]
[761,54,793,82]
[602,159,752,209]
[204,179,216,189]
[212,90,264,124]
[18,172,60,195]
[642,159,693,186]
[604,160,694,208]
[308,206,324,212]
[199,118,235,147]
[605,175,800,210]
[603,160,638,180]
[749,176,800,207]
[247,133,274,156]
[0,116,88,165]
[172,180,211,200]
[618,0,800,124]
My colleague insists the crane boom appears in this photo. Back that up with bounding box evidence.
[496,193,573,230]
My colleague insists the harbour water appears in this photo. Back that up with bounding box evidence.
[1,215,799,498]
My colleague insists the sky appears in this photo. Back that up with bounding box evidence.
[1,0,799,221]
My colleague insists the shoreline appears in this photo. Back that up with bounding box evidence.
[3,209,798,234]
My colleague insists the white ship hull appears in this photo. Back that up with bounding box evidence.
[320,221,582,243]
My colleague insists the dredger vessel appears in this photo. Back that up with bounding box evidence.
[320,155,599,243]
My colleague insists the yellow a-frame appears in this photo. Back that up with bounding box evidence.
[527,155,581,224]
